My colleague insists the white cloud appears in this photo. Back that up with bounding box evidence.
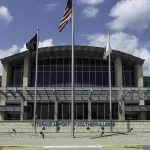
[84,31,150,75]
[78,0,104,5]
[108,0,150,30]
[82,7,99,18]
[0,6,13,23]
[45,3,59,11]
[20,39,54,52]
[0,45,20,75]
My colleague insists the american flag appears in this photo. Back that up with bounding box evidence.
[58,0,72,32]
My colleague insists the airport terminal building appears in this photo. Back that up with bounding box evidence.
[0,45,150,121]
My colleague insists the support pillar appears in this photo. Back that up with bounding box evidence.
[115,57,125,121]
[20,99,24,121]
[135,64,145,120]
[88,100,91,121]
[23,56,31,87]
[0,64,11,120]
[55,101,58,121]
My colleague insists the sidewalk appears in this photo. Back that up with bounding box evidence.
[0,133,150,149]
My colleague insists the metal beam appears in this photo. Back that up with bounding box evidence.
[15,88,26,101]
[25,87,33,101]
[0,90,7,100]
[44,88,51,101]
[6,88,16,99]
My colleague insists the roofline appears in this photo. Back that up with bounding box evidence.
[0,45,145,65]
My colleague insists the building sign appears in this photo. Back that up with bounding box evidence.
[31,122,115,127]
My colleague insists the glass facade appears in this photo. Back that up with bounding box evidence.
[11,65,23,87]
[31,58,115,87]
[122,64,135,87]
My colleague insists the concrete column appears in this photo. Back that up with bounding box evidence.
[0,112,5,121]
[0,64,11,120]
[135,64,145,120]
[134,64,143,87]
[2,63,11,87]
[115,57,125,120]
[20,99,24,121]
[115,57,122,87]
[54,101,58,121]
[88,100,91,121]
[23,56,31,87]
[139,100,146,120]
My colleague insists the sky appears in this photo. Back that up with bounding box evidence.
[0,0,150,75]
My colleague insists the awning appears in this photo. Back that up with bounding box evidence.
[0,87,150,102]
[125,105,150,112]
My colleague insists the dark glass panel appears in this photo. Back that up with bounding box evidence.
[38,65,43,71]
[83,58,89,65]
[103,72,109,87]
[44,65,50,71]
[48,103,54,119]
[91,103,97,119]
[131,71,135,87]
[105,103,109,119]
[144,81,149,87]
[50,72,56,86]
[111,72,115,87]
[57,72,63,86]
[64,72,70,86]
[102,60,108,66]
[96,66,102,71]
[98,103,104,119]
[32,61,36,65]
[96,59,101,66]
[15,66,22,71]
[44,59,50,65]
[96,72,102,86]
[77,58,82,65]
[90,72,95,87]
[37,103,42,119]
[123,72,131,87]
[37,72,43,86]
[64,66,69,72]
[64,58,70,65]
[76,71,82,87]
[58,103,62,119]
[83,72,89,87]
[63,103,70,119]
[76,103,83,119]
[77,66,82,71]
[32,65,36,71]
[102,66,108,72]
[31,72,35,86]
[51,59,56,65]
[57,58,63,64]
[41,103,48,119]
[44,72,50,87]
[90,59,95,66]
[84,103,88,119]
[38,60,43,65]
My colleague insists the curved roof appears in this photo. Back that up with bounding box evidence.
[1,45,144,65]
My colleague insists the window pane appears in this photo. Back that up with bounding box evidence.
[76,72,82,87]
[48,103,54,119]
[103,72,108,87]
[44,72,50,87]
[57,72,63,86]
[37,72,43,86]
[98,103,104,119]
[77,103,83,119]
[50,72,56,86]
[90,72,95,87]
[84,103,88,119]
[58,103,62,119]
[83,72,89,87]
[91,103,97,119]
[44,59,50,65]
[63,103,70,119]
[96,72,102,86]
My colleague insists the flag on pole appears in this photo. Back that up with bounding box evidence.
[58,0,72,32]
[26,34,37,51]
[103,29,112,59]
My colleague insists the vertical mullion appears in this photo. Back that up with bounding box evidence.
[48,102,49,120]
[62,103,63,121]
[83,102,84,121]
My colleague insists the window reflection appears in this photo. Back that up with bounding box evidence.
[31,58,115,87]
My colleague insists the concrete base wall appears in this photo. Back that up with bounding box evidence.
[0,121,150,133]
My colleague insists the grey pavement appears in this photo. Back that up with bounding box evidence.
[0,133,150,150]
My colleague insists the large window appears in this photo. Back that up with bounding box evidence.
[122,64,135,87]
[58,102,88,120]
[31,58,115,87]
[91,103,118,120]
[11,65,23,87]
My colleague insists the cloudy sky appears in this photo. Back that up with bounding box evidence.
[0,0,150,75]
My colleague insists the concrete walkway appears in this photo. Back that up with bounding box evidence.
[0,133,150,149]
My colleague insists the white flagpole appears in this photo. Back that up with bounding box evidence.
[33,27,39,133]
[71,0,75,138]
[108,28,112,133]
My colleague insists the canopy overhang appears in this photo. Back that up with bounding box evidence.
[0,87,150,103]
